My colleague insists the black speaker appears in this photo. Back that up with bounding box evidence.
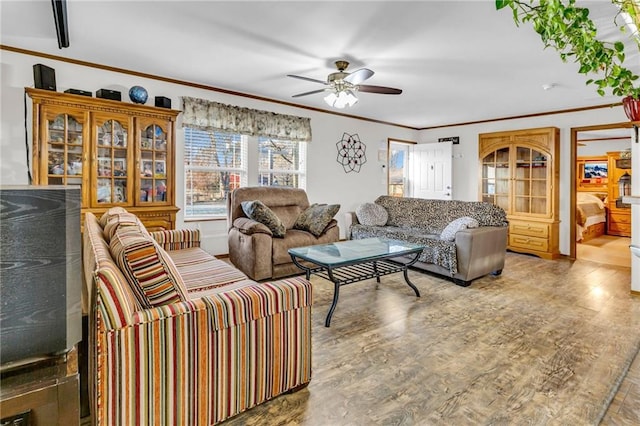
[0,185,82,365]
[33,64,57,91]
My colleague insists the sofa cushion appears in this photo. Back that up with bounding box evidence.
[103,212,149,242]
[241,200,286,238]
[110,226,187,308]
[356,202,388,226]
[293,203,340,237]
[439,216,479,242]
[165,247,248,292]
[98,206,129,228]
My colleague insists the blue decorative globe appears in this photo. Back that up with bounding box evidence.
[129,86,148,104]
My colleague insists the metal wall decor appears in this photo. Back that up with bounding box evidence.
[336,132,367,173]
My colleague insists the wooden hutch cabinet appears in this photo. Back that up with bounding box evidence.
[27,88,180,230]
[607,151,632,237]
[479,127,560,259]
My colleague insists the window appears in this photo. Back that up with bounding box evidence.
[184,128,247,218]
[258,137,306,188]
[387,139,415,197]
[184,129,307,219]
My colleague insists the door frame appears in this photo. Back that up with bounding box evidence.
[569,121,634,259]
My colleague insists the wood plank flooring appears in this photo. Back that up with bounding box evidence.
[577,235,631,268]
[220,253,638,425]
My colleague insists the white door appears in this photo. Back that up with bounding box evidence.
[409,142,453,199]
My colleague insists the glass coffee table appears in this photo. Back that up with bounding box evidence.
[289,237,425,327]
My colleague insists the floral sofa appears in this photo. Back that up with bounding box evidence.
[83,207,312,425]
[347,196,508,286]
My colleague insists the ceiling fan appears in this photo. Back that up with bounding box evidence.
[287,60,402,108]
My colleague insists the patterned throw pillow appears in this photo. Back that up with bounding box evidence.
[440,216,480,242]
[103,212,149,242]
[355,202,388,226]
[110,226,187,308]
[241,200,286,238]
[293,203,340,237]
[98,206,129,228]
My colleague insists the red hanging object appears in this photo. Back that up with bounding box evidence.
[622,96,640,121]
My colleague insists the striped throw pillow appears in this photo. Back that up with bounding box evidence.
[103,212,149,242]
[110,226,187,308]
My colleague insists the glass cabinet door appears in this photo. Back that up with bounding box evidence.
[481,146,510,212]
[513,146,549,216]
[43,110,86,187]
[94,118,129,206]
[138,122,169,204]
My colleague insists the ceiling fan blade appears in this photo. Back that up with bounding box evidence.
[358,84,403,95]
[287,74,327,85]
[344,68,374,85]
[292,88,328,98]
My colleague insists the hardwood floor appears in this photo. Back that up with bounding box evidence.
[220,253,638,425]
[577,235,632,268]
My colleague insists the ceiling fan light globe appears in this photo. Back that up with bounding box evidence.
[324,92,338,107]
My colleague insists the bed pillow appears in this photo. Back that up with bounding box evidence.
[440,216,479,242]
[241,200,286,238]
[355,202,388,226]
[294,203,340,237]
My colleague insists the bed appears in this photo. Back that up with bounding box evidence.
[576,192,607,242]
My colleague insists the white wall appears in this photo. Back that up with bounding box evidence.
[0,50,418,254]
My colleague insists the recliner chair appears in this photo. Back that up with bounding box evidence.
[227,186,340,280]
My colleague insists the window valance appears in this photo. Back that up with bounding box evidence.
[181,96,312,142]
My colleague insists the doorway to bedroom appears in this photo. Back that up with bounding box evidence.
[572,123,632,267]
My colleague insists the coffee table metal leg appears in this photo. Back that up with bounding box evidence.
[402,252,422,297]
[324,268,342,327]
[403,267,420,297]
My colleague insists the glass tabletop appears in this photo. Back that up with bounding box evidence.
[288,237,424,267]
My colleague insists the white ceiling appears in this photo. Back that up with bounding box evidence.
[1,0,639,129]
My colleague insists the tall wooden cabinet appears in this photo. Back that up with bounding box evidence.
[479,127,560,259]
[607,151,632,237]
[27,88,180,230]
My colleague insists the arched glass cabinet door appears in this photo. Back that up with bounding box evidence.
[44,111,86,186]
[480,146,510,212]
[95,119,129,205]
[138,122,169,204]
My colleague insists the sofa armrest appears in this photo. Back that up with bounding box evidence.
[150,228,201,251]
[454,226,508,279]
[233,217,273,236]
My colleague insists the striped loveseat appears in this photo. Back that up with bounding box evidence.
[83,208,312,425]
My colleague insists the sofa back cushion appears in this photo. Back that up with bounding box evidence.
[374,196,507,233]
[110,226,188,309]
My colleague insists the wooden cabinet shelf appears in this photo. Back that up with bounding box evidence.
[27,88,180,230]
[479,127,560,259]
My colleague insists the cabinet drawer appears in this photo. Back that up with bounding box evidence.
[509,234,549,252]
[609,213,631,225]
[609,222,632,235]
[509,222,549,238]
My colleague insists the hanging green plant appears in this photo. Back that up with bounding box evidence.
[496,0,640,115]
